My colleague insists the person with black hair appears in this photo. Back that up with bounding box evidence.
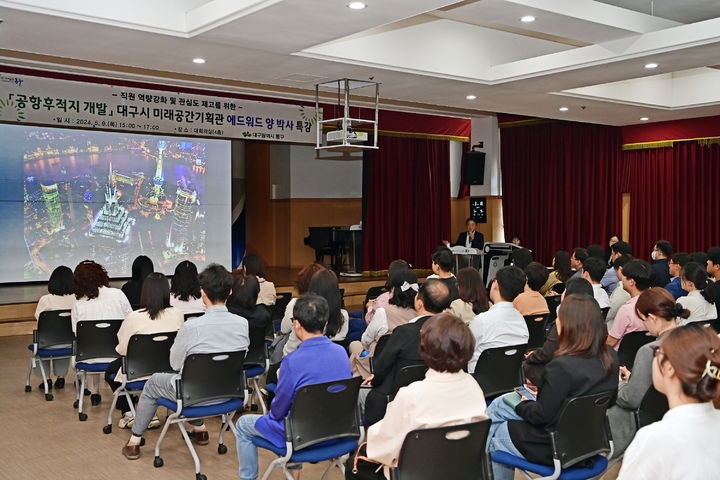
[587,244,606,261]
[121,255,154,308]
[602,241,632,295]
[450,267,489,323]
[169,260,205,314]
[510,248,533,271]
[428,246,459,301]
[513,262,550,316]
[242,253,276,306]
[511,235,521,247]
[651,240,673,287]
[108,272,184,429]
[707,246,720,282]
[227,273,270,330]
[607,259,653,350]
[235,294,351,480]
[539,251,572,295]
[690,251,709,269]
[444,217,484,249]
[365,259,411,325]
[581,257,610,309]
[678,262,717,325]
[361,279,451,426]
[468,266,528,373]
[570,247,588,279]
[32,265,76,389]
[349,269,419,378]
[665,252,690,299]
[122,264,249,460]
[606,255,633,325]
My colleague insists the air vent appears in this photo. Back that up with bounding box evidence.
[276,73,328,83]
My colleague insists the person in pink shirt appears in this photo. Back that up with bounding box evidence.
[607,259,654,350]
[365,259,411,325]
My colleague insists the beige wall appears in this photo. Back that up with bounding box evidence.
[450,196,503,243]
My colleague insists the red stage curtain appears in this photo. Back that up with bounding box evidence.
[621,141,720,258]
[457,141,471,199]
[500,121,623,265]
[363,136,450,271]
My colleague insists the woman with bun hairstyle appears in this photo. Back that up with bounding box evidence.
[678,261,717,324]
[607,287,688,457]
[618,324,720,478]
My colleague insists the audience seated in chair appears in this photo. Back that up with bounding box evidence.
[707,246,720,282]
[617,324,720,479]
[349,268,418,378]
[606,255,633,325]
[523,278,593,386]
[122,263,250,460]
[121,255,154,308]
[365,260,411,325]
[169,260,206,314]
[234,293,352,480]
[279,263,326,339]
[283,269,349,357]
[360,279,450,426]
[607,259,653,350]
[677,261,717,325]
[607,287,685,457]
[570,247,588,279]
[33,265,75,390]
[242,253,276,307]
[450,267,489,323]
[427,246,459,302]
[650,240,673,288]
[664,252,690,300]
[106,272,184,429]
[513,262,550,316]
[603,241,631,295]
[539,250,573,296]
[468,266,528,374]
[346,313,487,480]
[486,294,619,480]
[227,273,271,331]
[582,257,611,309]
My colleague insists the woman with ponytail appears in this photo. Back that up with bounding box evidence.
[678,261,717,325]
[607,287,689,457]
[618,323,720,478]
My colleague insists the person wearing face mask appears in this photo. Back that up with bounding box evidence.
[617,324,720,479]
[650,240,673,287]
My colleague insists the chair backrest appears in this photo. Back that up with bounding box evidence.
[123,331,177,382]
[545,295,561,324]
[634,386,669,429]
[36,310,74,349]
[286,376,362,451]
[524,314,549,350]
[472,344,527,399]
[271,292,293,323]
[618,331,656,368]
[364,286,387,314]
[374,334,392,358]
[389,364,428,400]
[551,391,614,469]
[74,320,123,362]
[551,283,565,295]
[184,312,204,322]
[392,420,493,480]
[178,350,246,407]
[244,326,269,367]
[600,307,610,320]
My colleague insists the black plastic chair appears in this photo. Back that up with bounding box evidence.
[25,309,74,401]
[244,326,270,414]
[363,285,387,316]
[551,283,565,295]
[618,331,656,368]
[73,319,123,421]
[545,295,562,325]
[633,386,669,429]
[251,377,363,480]
[271,292,293,332]
[390,420,493,480]
[492,390,616,480]
[154,350,247,480]
[472,344,527,401]
[184,312,204,322]
[102,331,177,434]
[388,364,428,401]
[601,307,610,320]
[524,314,549,351]
[369,334,392,374]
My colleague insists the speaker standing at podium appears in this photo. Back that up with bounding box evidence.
[444,217,485,250]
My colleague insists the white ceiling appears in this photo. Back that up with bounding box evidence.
[1,0,720,126]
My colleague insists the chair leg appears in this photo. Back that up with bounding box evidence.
[125,391,136,416]
[154,412,177,460]
[38,359,49,395]
[25,357,34,390]
[320,457,344,480]
[178,421,202,475]
[252,377,268,414]
[105,387,122,431]
[259,457,288,480]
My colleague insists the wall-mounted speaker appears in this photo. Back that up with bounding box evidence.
[463,151,486,185]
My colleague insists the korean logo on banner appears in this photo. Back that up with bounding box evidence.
[0,73,317,143]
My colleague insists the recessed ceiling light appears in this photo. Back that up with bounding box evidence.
[192,58,206,64]
[348,2,366,9]
[640,117,649,121]
[466,95,477,100]
[559,106,569,112]
[521,15,535,23]
[644,63,658,69]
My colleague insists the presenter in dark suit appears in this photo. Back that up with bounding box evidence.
[446,217,484,249]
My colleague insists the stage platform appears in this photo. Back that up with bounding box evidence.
[0,266,402,336]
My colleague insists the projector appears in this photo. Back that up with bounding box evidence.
[326,129,368,143]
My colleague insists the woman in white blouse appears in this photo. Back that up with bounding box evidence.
[105,272,184,428]
[169,260,205,314]
[33,265,76,389]
[346,313,487,480]
[243,254,276,307]
[677,262,717,325]
[618,324,720,479]
[71,260,133,403]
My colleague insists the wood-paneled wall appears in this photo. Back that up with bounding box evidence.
[450,196,503,243]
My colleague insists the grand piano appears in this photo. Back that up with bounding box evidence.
[304,226,362,275]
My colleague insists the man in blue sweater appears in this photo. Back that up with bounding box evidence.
[235,293,351,480]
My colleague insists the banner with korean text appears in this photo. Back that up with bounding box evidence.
[0,73,317,142]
